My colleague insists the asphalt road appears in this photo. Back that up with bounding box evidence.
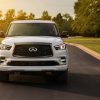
[0,45,100,100]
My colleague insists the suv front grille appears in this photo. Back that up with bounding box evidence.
[13,43,53,57]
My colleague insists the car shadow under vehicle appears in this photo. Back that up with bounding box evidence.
[2,71,100,98]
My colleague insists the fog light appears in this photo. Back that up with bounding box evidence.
[0,57,6,63]
[60,57,66,64]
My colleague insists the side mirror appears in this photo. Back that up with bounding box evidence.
[61,31,69,38]
[0,31,5,38]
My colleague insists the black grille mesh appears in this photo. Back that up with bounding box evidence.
[13,43,53,57]
[7,61,59,66]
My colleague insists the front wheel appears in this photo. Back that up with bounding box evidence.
[0,72,9,82]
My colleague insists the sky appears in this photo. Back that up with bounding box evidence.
[0,0,77,18]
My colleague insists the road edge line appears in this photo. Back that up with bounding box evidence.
[66,43,100,60]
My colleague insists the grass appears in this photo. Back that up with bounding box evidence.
[64,37,100,53]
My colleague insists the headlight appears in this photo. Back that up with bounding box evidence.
[54,44,66,50]
[0,44,12,50]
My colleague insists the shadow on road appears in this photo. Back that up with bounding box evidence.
[5,72,100,98]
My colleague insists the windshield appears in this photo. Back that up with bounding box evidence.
[7,23,59,37]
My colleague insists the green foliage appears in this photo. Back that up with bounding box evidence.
[53,13,64,33]
[0,9,73,36]
[0,9,35,32]
[3,9,16,32]
[27,13,35,20]
[5,9,15,22]
[0,10,2,19]
[72,0,100,37]
[63,13,74,35]
[0,1,99,37]
[16,10,27,20]
[41,11,51,20]
[53,13,73,35]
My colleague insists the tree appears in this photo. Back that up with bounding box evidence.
[73,0,100,37]
[53,13,64,33]
[27,13,35,20]
[63,13,74,35]
[16,10,27,20]
[5,9,15,22]
[53,13,73,35]
[41,11,51,20]
[0,10,2,19]
[2,9,15,32]
[63,13,72,21]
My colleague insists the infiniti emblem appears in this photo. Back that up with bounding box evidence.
[29,47,38,52]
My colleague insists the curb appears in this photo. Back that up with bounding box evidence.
[67,43,100,60]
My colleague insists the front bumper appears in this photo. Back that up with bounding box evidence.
[0,57,68,72]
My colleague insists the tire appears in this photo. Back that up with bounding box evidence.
[54,69,68,84]
[0,72,9,82]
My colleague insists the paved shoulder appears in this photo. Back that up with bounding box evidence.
[67,43,100,60]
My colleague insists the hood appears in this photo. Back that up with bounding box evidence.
[2,36,63,45]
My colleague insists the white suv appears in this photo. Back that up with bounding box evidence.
[0,20,68,83]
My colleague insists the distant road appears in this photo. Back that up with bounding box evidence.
[0,45,100,100]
